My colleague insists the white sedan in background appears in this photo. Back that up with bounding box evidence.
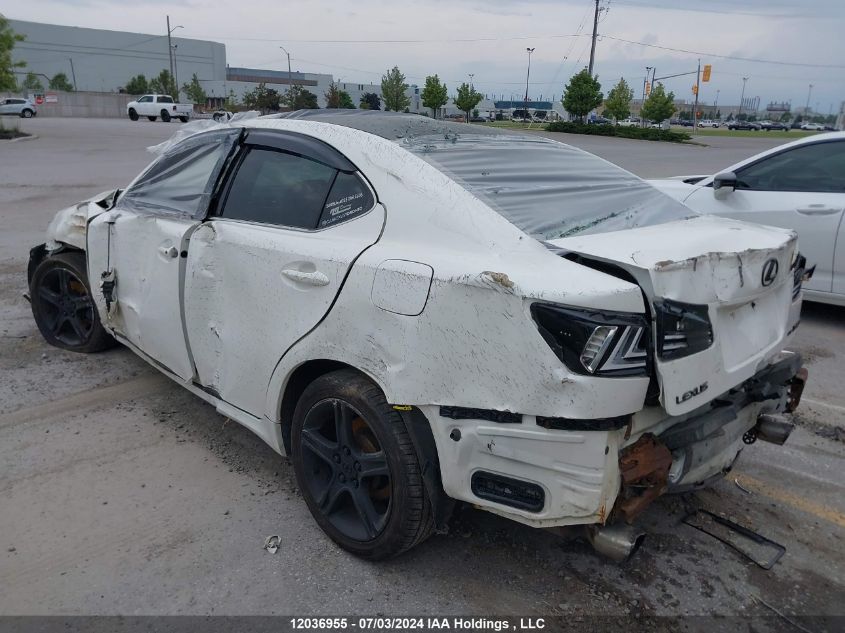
[650,132,845,306]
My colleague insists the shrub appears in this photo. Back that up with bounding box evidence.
[546,121,691,143]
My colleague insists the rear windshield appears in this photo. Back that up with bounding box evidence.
[402,133,696,240]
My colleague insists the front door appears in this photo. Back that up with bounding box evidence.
[184,131,384,417]
[86,129,240,381]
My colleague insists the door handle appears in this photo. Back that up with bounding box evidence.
[282,269,330,286]
[159,245,179,258]
[796,205,841,216]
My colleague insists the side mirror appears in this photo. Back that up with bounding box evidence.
[713,171,737,198]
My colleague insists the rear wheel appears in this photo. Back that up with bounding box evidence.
[147,116,157,122]
[21,109,34,118]
[291,370,433,559]
[128,108,139,121]
[160,109,171,122]
[30,252,116,353]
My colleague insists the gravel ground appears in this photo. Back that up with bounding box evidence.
[1,118,843,628]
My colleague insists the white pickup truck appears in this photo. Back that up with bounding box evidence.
[126,94,192,123]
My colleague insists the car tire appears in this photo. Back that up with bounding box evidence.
[30,251,116,354]
[21,109,34,118]
[160,110,171,122]
[291,369,433,560]
[128,109,139,121]
[147,116,157,122]
[178,116,189,123]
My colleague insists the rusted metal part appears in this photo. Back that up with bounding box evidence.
[617,434,673,523]
[785,367,808,413]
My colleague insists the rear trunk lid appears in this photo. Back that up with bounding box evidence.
[549,215,799,415]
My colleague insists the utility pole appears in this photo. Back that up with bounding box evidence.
[166,16,174,89]
[524,47,535,119]
[805,84,814,115]
[692,59,700,134]
[280,46,293,105]
[738,77,748,118]
[68,58,77,91]
[588,0,600,76]
[171,45,179,99]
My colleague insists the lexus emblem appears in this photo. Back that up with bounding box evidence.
[761,258,779,286]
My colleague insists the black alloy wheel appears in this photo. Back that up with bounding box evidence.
[30,252,115,353]
[291,370,433,559]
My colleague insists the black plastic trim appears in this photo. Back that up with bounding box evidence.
[439,406,522,424]
[243,128,357,172]
[471,471,545,512]
[536,414,630,431]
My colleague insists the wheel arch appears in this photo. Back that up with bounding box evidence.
[28,242,85,288]
[276,357,453,531]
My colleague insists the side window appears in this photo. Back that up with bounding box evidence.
[737,142,845,193]
[138,96,152,103]
[158,96,174,104]
[318,172,375,229]
[120,130,239,217]
[221,148,338,229]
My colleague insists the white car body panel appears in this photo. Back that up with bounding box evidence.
[40,115,807,530]
[649,132,845,305]
[126,94,192,119]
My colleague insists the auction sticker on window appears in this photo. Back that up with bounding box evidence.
[319,172,374,228]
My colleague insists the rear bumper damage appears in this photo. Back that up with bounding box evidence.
[424,353,806,530]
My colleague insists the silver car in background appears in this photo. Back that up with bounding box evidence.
[0,97,37,118]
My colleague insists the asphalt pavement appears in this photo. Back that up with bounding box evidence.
[1,118,843,626]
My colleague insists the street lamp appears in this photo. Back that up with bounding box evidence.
[805,84,814,115]
[738,77,748,118]
[171,44,179,98]
[166,16,183,95]
[468,73,474,90]
[279,46,293,105]
[524,47,535,121]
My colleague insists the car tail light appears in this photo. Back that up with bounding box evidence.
[531,304,650,377]
[653,300,712,360]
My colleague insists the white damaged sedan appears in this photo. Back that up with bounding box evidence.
[29,111,809,560]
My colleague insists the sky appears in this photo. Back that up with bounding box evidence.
[4,0,845,113]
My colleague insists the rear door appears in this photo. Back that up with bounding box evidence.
[87,129,240,380]
[184,129,385,417]
[683,139,845,293]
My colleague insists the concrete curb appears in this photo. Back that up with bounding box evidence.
[7,134,39,143]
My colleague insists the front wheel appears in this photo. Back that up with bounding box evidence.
[30,252,116,353]
[178,116,189,123]
[291,370,433,559]
[128,109,139,121]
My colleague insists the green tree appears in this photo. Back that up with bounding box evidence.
[243,82,281,113]
[324,82,354,109]
[421,74,448,119]
[359,92,381,110]
[454,82,483,122]
[603,77,633,123]
[562,69,603,122]
[381,66,410,112]
[49,72,74,91]
[23,72,44,92]
[182,73,207,104]
[0,14,25,92]
[640,83,676,124]
[125,74,149,95]
[281,84,318,110]
[149,69,177,100]
[226,89,238,108]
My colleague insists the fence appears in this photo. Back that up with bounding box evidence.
[2,90,138,118]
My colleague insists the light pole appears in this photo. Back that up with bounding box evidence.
[738,77,748,118]
[468,73,474,90]
[524,47,535,121]
[805,84,814,116]
[714,89,720,118]
[68,58,77,91]
[166,17,183,96]
[171,44,179,99]
[279,45,293,107]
